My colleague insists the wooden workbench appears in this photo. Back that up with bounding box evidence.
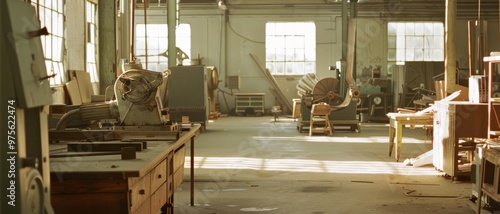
[387,113,433,162]
[49,124,200,214]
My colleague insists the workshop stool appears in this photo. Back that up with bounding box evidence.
[309,102,333,136]
[271,106,282,122]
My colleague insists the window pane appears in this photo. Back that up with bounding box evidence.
[414,49,424,61]
[423,49,433,61]
[396,36,405,49]
[295,49,305,61]
[266,49,275,61]
[275,62,285,75]
[406,36,415,49]
[285,48,294,61]
[405,49,414,61]
[45,9,51,33]
[389,21,444,63]
[434,23,444,35]
[45,36,52,58]
[305,62,315,73]
[388,23,397,35]
[414,23,424,35]
[276,49,285,61]
[305,48,315,61]
[414,36,423,48]
[396,48,405,61]
[433,49,444,61]
[53,37,63,61]
[424,23,433,35]
[405,23,414,35]
[135,23,191,69]
[388,49,396,61]
[266,62,275,74]
[388,36,396,49]
[266,22,315,75]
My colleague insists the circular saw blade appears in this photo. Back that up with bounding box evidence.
[312,77,342,105]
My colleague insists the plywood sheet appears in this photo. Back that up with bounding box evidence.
[65,79,82,105]
[73,70,93,103]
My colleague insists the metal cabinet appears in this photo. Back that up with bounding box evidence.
[168,66,209,130]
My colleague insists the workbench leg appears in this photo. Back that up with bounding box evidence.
[388,125,395,157]
[477,154,485,214]
[190,136,195,206]
[395,122,403,162]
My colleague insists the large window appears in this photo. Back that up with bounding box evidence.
[31,0,65,85]
[135,24,191,71]
[387,22,444,63]
[266,22,316,76]
[86,1,98,83]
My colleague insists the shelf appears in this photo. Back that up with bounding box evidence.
[484,55,500,63]
[235,93,265,114]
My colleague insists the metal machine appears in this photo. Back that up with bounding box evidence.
[167,65,209,131]
[55,68,174,131]
[296,61,361,133]
[1,0,54,213]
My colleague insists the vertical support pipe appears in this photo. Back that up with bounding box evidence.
[144,1,148,69]
[222,9,228,87]
[130,0,135,62]
[190,135,195,206]
[350,0,357,82]
[341,0,347,61]
[99,0,117,94]
[445,0,456,94]
[167,0,177,67]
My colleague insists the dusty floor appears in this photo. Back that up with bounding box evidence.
[173,116,478,214]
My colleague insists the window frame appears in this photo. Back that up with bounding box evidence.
[135,23,191,71]
[265,22,316,76]
[86,0,99,83]
[387,21,444,64]
[31,0,66,85]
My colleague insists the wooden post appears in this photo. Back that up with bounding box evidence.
[445,0,456,94]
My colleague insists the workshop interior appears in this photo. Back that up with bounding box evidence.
[3,0,500,213]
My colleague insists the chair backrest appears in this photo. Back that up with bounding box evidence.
[311,102,331,116]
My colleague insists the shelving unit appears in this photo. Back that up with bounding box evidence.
[477,56,500,213]
[235,93,265,116]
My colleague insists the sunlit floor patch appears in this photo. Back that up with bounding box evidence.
[240,207,278,212]
[186,157,442,176]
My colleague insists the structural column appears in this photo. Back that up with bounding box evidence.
[445,0,456,94]
[98,0,116,94]
[167,0,177,67]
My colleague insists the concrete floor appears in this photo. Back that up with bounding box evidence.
[173,116,477,214]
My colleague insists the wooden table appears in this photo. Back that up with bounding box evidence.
[49,124,200,214]
[387,113,433,162]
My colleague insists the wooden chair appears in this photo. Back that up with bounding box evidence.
[309,102,333,136]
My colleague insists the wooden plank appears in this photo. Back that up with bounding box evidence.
[112,130,179,138]
[73,70,93,103]
[269,88,291,115]
[67,142,143,152]
[65,79,82,105]
[49,130,113,142]
[249,53,293,113]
